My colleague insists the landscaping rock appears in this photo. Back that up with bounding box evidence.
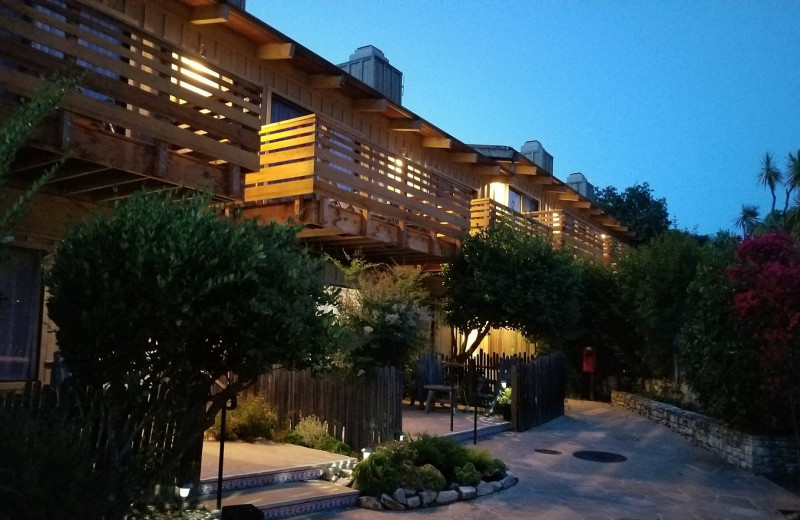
[392,488,408,506]
[500,471,518,489]
[406,496,421,509]
[381,493,405,511]
[420,491,438,506]
[489,480,504,492]
[358,496,382,510]
[476,480,495,496]
[435,490,459,505]
[457,486,477,500]
[403,488,417,497]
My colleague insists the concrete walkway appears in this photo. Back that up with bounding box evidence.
[306,400,800,519]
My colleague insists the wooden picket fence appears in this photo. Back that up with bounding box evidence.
[247,366,403,450]
[417,349,566,432]
[510,351,567,431]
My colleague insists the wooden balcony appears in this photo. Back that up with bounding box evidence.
[243,114,474,264]
[470,198,551,240]
[470,198,628,265]
[0,0,262,202]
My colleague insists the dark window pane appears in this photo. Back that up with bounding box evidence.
[0,249,43,381]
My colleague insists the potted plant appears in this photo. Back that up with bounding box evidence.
[496,388,512,420]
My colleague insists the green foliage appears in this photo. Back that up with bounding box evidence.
[314,436,351,455]
[0,408,109,520]
[207,397,278,442]
[496,387,512,406]
[454,462,482,486]
[407,464,446,492]
[294,415,330,448]
[284,430,304,446]
[616,230,702,378]
[45,191,336,504]
[444,223,581,359]
[560,259,639,396]
[408,434,470,484]
[335,258,430,370]
[352,451,403,497]
[0,69,84,260]
[466,449,507,479]
[594,182,671,243]
[681,235,781,430]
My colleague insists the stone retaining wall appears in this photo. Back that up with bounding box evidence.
[611,391,797,475]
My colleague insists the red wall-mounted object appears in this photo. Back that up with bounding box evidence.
[582,347,596,373]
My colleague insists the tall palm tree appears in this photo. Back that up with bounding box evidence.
[785,150,800,214]
[733,204,760,237]
[758,152,783,214]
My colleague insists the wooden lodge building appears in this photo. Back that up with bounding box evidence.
[0,0,632,390]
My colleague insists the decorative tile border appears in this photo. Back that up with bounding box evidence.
[263,493,360,519]
[198,467,323,496]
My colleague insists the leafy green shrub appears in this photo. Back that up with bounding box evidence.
[294,415,329,447]
[407,463,446,491]
[284,430,304,446]
[467,448,508,479]
[314,435,351,455]
[454,462,481,486]
[207,396,278,442]
[352,451,402,497]
[409,434,469,484]
[379,439,418,465]
[496,388,512,405]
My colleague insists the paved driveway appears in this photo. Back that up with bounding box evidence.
[311,400,800,519]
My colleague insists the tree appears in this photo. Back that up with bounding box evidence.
[335,258,430,371]
[616,230,701,379]
[783,151,800,214]
[443,223,581,360]
[728,232,800,441]
[681,234,775,429]
[594,182,671,243]
[45,192,336,512]
[0,70,84,257]
[758,152,782,215]
[733,204,760,237]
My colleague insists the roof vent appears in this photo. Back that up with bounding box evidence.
[567,172,595,201]
[520,140,553,175]
[338,45,403,105]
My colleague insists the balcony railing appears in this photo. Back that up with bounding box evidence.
[470,198,551,240]
[246,114,474,243]
[471,198,628,265]
[0,0,262,172]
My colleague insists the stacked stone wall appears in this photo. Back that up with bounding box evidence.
[611,391,797,475]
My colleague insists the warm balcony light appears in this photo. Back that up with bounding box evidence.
[171,54,220,98]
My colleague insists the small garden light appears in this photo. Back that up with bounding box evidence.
[361,447,373,460]
[500,380,507,390]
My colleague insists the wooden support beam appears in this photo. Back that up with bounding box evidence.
[354,98,388,112]
[557,192,581,201]
[256,43,295,60]
[228,164,242,199]
[59,110,73,151]
[450,152,477,163]
[309,74,345,89]
[513,164,538,175]
[190,4,230,24]
[154,140,168,178]
[389,119,423,132]
[474,165,501,176]
[422,137,452,149]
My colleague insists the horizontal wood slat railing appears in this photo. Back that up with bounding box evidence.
[246,114,474,241]
[529,209,606,261]
[470,198,551,240]
[0,0,262,171]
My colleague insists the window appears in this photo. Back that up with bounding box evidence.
[522,195,540,213]
[0,248,43,381]
[270,94,310,123]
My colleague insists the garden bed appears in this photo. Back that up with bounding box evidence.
[612,391,797,475]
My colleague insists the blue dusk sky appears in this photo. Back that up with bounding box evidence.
[249,1,800,236]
